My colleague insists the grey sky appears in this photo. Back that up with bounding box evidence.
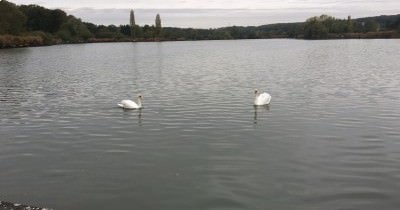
[10,0,400,28]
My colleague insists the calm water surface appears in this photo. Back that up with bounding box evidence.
[1,40,400,210]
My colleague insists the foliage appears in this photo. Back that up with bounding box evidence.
[27,30,56,45]
[355,15,400,31]
[57,16,93,42]
[92,25,124,39]
[1,0,400,48]
[0,0,27,35]
[304,16,329,39]
[303,15,350,38]
[345,16,353,33]
[130,10,135,39]
[141,24,154,39]
[155,14,162,38]
[301,14,393,39]
[119,24,131,37]
[19,4,67,33]
[0,34,43,48]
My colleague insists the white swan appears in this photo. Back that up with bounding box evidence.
[118,95,143,109]
[254,89,271,105]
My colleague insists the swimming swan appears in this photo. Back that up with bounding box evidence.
[254,89,271,105]
[118,95,143,109]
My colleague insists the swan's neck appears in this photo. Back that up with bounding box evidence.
[254,93,260,104]
[138,98,142,108]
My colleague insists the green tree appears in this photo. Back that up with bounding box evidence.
[19,5,67,33]
[130,9,136,40]
[397,17,400,33]
[209,29,232,40]
[346,15,353,33]
[365,19,379,32]
[57,16,93,42]
[84,22,98,35]
[143,24,154,39]
[155,13,162,38]
[0,0,27,35]
[119,24,131,37]
[304,16,328,39]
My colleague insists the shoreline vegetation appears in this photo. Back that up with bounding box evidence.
[1,0,400,49]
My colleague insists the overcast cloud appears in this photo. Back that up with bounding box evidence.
[9,0,400,28]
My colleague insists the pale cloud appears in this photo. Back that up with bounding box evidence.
[10,0,400,10]
[8,0,400,28]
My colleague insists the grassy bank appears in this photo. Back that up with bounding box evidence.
[2,32,399,49]
[0,35,45,48]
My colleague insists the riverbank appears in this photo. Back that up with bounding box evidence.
[1,31,399,49]
[0,35,51,48]
[327,31,399,39]
[0,35,163,49]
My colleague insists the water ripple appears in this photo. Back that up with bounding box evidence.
[1,40,400,210]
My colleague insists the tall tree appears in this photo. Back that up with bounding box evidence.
[19,5,67,33]
[303,16,328,39]
[57,16,93,42]
[365,19,379,32]
[346,15,353,33]
[0,0,27,35]
[130,9,135,40]
[155,13,162,38]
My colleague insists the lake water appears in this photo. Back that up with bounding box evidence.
[1,39,400,210]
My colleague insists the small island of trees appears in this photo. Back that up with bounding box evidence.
[1,0,400,48]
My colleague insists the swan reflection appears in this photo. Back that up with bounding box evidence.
[253,104,270,125]
[122,108,143,126]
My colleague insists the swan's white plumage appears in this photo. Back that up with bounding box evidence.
[254,90,271,105]
[118,96,142,109]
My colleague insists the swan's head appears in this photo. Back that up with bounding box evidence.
[254,89,259,95]
[137,95,143,108]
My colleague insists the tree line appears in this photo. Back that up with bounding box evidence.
[1,0,400,48]
[303,14,400,39]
